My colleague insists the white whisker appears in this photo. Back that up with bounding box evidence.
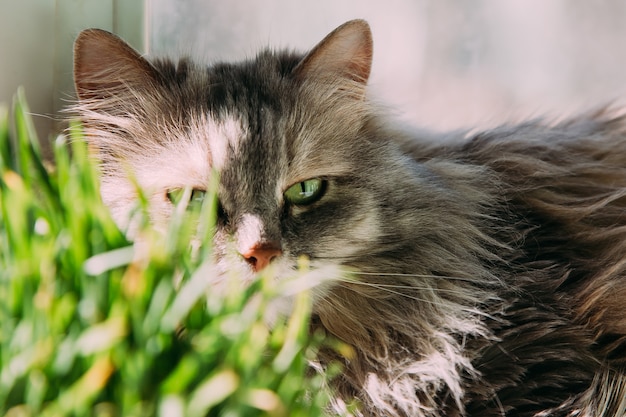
[338,277,474,296]
[334,281,466,312]
[329,278,500,321]
[348,270,480,283]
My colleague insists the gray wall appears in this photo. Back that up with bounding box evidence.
[0,0,143,152]
[4,0,626,151]
[148,0,626,131]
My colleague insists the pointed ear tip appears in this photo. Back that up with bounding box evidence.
[75,28,120,51]
[346,19,370,29]
[76,28,104,41]
[342,19,372,35]
[338,20,373,53]
[74,29,99,69]
[74,28,139,69]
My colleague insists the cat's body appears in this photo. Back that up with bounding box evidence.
[72,20,626,416]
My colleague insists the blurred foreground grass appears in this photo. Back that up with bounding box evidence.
[0,89,342,417]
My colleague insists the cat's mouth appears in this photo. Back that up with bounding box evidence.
[201,249,340,329]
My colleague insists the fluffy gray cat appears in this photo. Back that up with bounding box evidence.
[72,20,626,417]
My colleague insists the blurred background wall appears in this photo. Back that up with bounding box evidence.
[4,0,626,152]
[0,0,143,155]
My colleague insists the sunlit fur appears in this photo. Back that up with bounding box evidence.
[72,21,626,417]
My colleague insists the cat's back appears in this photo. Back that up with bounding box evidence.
[404,110,626,414]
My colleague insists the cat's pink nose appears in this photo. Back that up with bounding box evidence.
[242,242,282,272]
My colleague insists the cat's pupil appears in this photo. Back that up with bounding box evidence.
[284,178,325,205]
[190,190,205,205]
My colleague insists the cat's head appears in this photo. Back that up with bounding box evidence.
[72,20,446,291]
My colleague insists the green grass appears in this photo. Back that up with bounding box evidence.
[0,89,343,417]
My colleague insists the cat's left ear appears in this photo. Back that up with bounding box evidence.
[73,28,158,102]
[293,19,373,86]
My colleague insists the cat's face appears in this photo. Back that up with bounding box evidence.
[73,20,428,292]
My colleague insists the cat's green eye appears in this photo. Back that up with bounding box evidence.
[167,188,206,210]
[284,178,325,205]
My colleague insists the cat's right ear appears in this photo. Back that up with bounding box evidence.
[73,28,157,102]
[293,19,373,87]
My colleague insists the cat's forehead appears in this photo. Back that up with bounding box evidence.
[204,106,356,184]
[204,114,244,171]
[210,109,285,194]
[161,53,367,198]
[201,52,300,112]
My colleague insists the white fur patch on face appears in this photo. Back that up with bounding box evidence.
[133,114,243,191]
[235,213,265,254]
[99,175,140,234]
[101,113,245,237]
[206,116,243,171]
[137,141,212,192]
